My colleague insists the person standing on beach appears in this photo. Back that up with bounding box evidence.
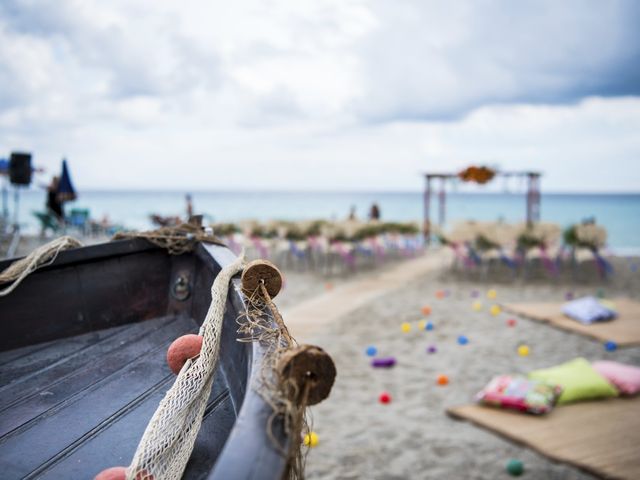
[186,194,194,220]
[46,176,64,220]
[369,202,381,221]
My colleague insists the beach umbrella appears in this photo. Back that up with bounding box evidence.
[57,158,77,202]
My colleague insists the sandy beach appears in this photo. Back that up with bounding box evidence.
[275,254,640,479]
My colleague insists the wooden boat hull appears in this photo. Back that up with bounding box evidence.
[0,239,287,479]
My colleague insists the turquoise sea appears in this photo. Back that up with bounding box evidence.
[6,190,640,253]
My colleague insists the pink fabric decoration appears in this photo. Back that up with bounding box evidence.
[592,361,640,395]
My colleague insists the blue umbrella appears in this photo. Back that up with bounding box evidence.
[57,158,77,202]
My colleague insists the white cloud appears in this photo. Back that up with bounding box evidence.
[0,0,638,192]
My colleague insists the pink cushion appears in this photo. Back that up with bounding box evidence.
[592,361,640,395]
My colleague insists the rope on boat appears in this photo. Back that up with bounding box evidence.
[0,236,82,297]
[127,255,245,480]
[237,260,336,480]
[112,223,226,255]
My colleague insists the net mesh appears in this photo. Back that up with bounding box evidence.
[126,255,245,480]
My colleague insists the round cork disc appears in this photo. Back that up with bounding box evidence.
[277,345,337,406]
[241,260,283,298]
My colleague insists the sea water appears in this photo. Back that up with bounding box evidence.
[6,190,640,252]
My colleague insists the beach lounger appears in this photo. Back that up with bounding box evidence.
[447,398,640,480]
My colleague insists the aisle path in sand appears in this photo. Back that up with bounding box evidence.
[282,249,452,340]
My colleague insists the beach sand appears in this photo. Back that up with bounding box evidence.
[278,255,640,479]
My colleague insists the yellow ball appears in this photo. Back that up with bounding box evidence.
[303,431,319,447]
[518,345,530,357]
[401,322,411,333]
[490,304,501,316]
[472,301,483,312]
[487,289,497,299]
[418,320,427,330]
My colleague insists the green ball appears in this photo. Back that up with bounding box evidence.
[506,459,524,476]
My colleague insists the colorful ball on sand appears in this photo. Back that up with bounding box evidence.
[379,392,392,404]
[401,322,411,333]
[490,304,501,316]
[365,345,377,357]
[166,334,203,375]
[457,335,469,345]
[487,289,497,299]
[427,345,437,354]
[325,282,333,290]
[435,290,446,299]
[605,340,618,352]
[437,374,449,386]
[421,305,432,316]
[303,431,319,447]
[471,290,480,298]
[507,318,517,327]
[472,301,483,312]
[506,459,524,476]
[418,320,427,330]
[425,321,434,331]
[517,345,530,357]
[371,357,396,368]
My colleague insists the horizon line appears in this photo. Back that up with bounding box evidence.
[16,187,640,195]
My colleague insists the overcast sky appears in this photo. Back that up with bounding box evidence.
[1,0,639,192]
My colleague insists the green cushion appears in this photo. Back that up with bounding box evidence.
[529,358,618,404]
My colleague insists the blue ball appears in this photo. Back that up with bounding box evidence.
[605,341,617,352]
[457,335,469,345]
[366,346,377,357]
[425,322,434,331]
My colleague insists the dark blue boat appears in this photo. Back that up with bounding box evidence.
[0,238,289,479]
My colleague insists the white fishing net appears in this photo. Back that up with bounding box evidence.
[126,255,245,480]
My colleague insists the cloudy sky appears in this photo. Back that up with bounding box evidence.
[1,0,639,192]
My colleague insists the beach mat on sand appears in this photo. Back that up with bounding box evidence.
[502,299,640,346]
[448,398,640,480]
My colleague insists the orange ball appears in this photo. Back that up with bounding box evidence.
[167,334,203,374]
[435,290,446,299]
[95,467,127,480]
[421,305,432,316]
[437,374,449,386]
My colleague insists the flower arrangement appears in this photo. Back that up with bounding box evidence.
[458,165,496,184]
[563,223,607,250]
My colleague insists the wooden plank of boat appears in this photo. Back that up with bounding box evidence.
[0,238,289,479]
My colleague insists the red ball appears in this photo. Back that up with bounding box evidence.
[507,318,517,327]
[167,334,203,374]
[379,392,392,404]
[95,466,127,480]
